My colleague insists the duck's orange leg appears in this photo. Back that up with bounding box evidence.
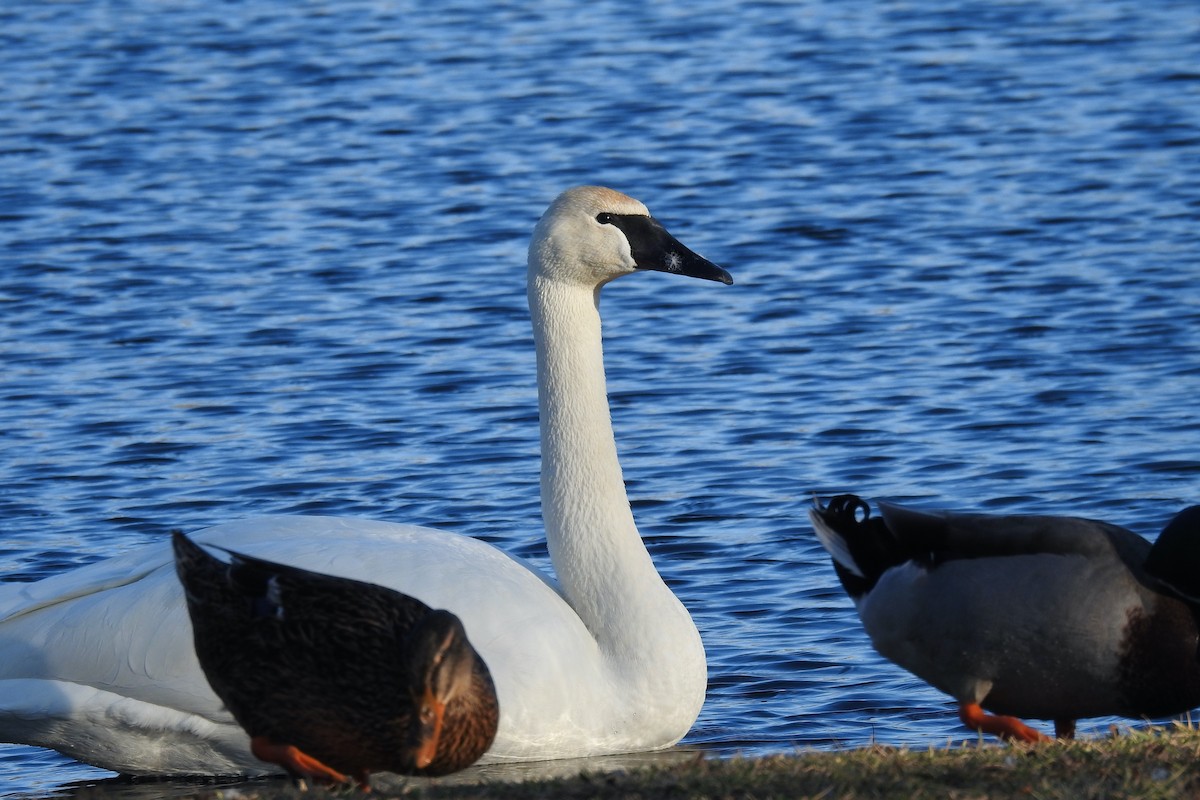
[250,736,351,786]
[354,769,374,792]
[959,703,1050,743]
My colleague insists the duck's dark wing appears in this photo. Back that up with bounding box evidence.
[877,501,1151,567]
[173,532,444,770]
[174,531,434,633]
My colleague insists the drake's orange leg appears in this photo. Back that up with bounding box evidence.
[354,769,373,792]
[959,703,1050,743]
[251,736,351,785]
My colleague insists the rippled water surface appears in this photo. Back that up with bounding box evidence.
[2,0,1199,795]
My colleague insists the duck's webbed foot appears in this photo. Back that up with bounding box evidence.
[250,735,352,786]
[959,703,1051,743]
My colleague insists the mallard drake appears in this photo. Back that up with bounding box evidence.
[809,494,1200,742]
[172,531,498,785]
[0,187,729,775]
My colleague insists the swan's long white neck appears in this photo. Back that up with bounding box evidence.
[528,274,699,667]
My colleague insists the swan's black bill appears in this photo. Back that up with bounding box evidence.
[606,214,733,285]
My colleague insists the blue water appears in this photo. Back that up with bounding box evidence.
[2,0,1199,795]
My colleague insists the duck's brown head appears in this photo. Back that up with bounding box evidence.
[406,610,480,769]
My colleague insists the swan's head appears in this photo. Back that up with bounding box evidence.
[529,186,732,288]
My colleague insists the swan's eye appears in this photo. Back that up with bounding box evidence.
[596,213,614,225]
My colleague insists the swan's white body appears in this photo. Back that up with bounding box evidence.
[0,186,730,775]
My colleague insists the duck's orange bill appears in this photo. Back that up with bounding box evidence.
[415,689,447,769]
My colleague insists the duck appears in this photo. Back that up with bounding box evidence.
[0,186,732,776]
[809,494,1200,742]
[171,531,498,786]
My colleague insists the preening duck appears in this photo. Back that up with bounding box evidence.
[0,186,731,775]
[809,494,1200,742]
[172,531,498,786]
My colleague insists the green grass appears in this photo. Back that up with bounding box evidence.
[161,726,1200,800]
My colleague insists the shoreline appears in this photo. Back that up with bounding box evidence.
[44,725,1200,800]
